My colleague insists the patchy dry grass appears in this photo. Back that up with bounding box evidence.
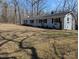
[0,24,78,59]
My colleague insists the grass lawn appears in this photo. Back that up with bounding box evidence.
[0,24,78,59]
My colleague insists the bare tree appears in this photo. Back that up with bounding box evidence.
[1,1,8,23]
[0,0,48,23]
[25,0,47,16]
[11,0,18,24]
[17,0,22,24]
[27,0,37,16]
[36,0,47,15]
[55,0,78,13]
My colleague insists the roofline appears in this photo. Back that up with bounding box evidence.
[25,11,72,20]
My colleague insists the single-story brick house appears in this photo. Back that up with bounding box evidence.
[21,12,76,30]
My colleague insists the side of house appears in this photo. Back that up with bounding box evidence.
[21,12,76,30]
[64,13,75,30]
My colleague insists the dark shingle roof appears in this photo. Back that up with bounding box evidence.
[26,11,72,20]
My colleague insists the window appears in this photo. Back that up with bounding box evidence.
[24,20,25,23]
[52,18,60,23]
[67,22,69,23]
[39,19,42,23]
[67,17,69,21]
[67,17,69,23]
[25,20,27,23]
[30,20,34,23]
[24,20,27,23]
[54,18,60,22]
[43,19,47,23]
